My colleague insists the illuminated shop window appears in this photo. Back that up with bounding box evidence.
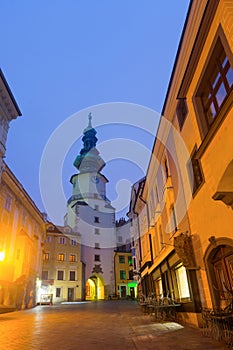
[175,265,190,300]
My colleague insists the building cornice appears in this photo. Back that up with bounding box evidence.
[0,69,22,119]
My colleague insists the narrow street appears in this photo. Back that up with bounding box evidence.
[0,300,228,350]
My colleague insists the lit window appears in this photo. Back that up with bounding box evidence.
[43,253,50,261]
[119,255,125,263]
[175,265,190,300]
[58,253,65,261]
[94,254,100,262]
[42,271,49,280]
[4,194,12,212]
[69,254,76,262]
[57,270,64,280]
[120,270,126,280]
[59,237,66,244]
[69,271,76,281]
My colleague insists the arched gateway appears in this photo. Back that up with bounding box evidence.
[86,274,105,300]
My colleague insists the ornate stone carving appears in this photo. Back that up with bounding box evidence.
[92,264,103,274]
[174,233,199,269]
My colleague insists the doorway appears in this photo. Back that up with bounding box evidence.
[68,288,74,302]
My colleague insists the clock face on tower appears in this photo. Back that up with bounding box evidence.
[91,176,100,184]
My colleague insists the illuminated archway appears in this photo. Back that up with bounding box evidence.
[85,274,105,300]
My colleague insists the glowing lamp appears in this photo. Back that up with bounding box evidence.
[0,251,5,261]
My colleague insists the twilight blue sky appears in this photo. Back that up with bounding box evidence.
[1,0,189,224]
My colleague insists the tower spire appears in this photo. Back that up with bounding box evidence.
[73,113,105,173]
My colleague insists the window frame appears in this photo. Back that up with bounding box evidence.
[58,253,65,261]
[193,25,233,143]
[69,254,76,262]
[119,255,125,264]
[57,270,64,281]
[69,270,76,281]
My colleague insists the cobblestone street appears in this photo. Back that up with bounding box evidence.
[0,300,228,350]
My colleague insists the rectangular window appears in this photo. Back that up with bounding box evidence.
[4,194,12,212]
[176,98,188,130]
[45,236,51,243]
[118,236,123,243]
[159,225,164,250]
[95,228,100,235]
[69,271,76,281]
[94,217,99,223]
[56,288,61,297]
[22,211,27,226]
[119,255,125,263]
[42,271,48,280]
[59,237,66,244]
[94,205,99,211]
[171,206,177,232]
[57,270,64,280]
[164,158,169,180]
[94,254,100,262]
[194,30,233,138]
[70,239,77,246]
[43,252,50,261]
[58,253,65,261]
[95,243,100,249]
[120,270,126,280]
[69,254,76,262]
[188,150,204,194]
[128,256,132,265]
[175,265,190,300]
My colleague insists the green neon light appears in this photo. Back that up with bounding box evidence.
[128,282,137,287]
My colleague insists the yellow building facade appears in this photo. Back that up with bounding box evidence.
[41,223,83,303]
[133,0,233,327]
[0,163,46,310]
[114,250,137,299]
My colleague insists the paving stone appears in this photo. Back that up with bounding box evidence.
[0,300,229,349]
